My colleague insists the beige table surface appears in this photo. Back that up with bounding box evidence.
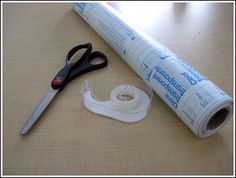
[2,2,234,175]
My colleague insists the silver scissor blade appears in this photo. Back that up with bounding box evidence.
[20,87,59,135]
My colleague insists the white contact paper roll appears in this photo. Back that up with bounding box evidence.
[73,2,233,137]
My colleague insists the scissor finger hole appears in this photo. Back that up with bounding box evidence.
[89,57,106,65]
[69,48,87,63]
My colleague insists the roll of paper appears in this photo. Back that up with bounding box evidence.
[73,2,233,138]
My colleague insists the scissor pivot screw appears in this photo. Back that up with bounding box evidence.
[51,78,62,89]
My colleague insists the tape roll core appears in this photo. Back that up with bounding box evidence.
[111,84,141,111]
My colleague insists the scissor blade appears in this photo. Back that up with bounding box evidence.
[20,87,58,135]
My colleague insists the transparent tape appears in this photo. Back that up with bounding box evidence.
[81,77,153,122]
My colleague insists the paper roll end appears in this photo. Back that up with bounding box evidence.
[198,99,233,138]
[206,107,230,131]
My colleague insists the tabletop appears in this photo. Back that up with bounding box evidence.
[2,2,234,176]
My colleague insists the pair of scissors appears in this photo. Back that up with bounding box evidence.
[20,43,108,135]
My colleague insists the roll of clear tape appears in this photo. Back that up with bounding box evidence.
[111,84,141,111]
[81,77,153,122]
[74,3,233,137]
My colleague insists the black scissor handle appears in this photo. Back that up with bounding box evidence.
[67,51,108,82]
[51,43,92,91]
[51,43,108,91]
[66,43,92,65]
[84,51,108,70]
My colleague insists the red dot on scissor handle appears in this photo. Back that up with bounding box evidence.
[52,78,62,89]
